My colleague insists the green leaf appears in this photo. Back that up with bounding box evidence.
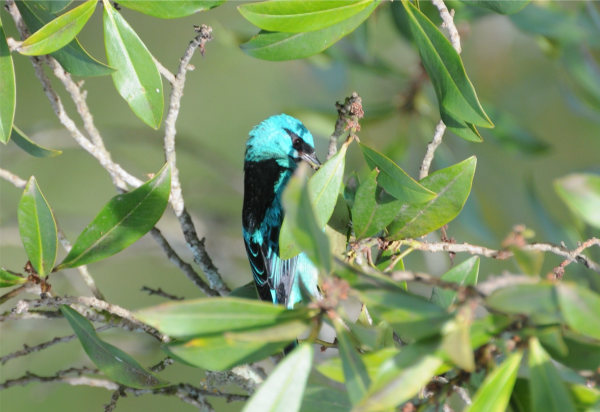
[60,305,168,389]
[0,268,28,288]
[238,0,374,33]
[557,283,600,340]
[334,320,371,405]
[352,169,403,240]
[226,321,309,343]
[555,173,600,229]
[103,0,163,129]
[356,351,443,412]
[465,351,523,412]
[315,347,399,384]
[281,164,332,272]
[18,177,57,277]
[18,0,96,56]
[545,332,600,371]
[0,16,15,144]
[344,172,360,209]
[118,0,226,18]
[300,385,352,412]
[327,193,351,235]
[31,0,73,13]
[358,287,451,342]
[240,0,379,61]
[360,143,436,203]
[280,142,347,260]
[529,337,576,412]
[402,1,493,140]
[136,297,315,337]
[10,126,62,157]
[486,283,562,325]
[431,256,480,309]
[442,311,476,372]
[387,156,476,240]
[511,246,544,276]
[242,344,313,412]
[16,1,114,77]
[510,5,589,44]
[229,281,259,300]
[569,384,600,412]
[56,164,171,269]
[461,1,530,15]
[164,336,288,371]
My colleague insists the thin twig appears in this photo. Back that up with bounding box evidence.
[0,167,27,189]
[419,120,446,180]
[141,286,184,301]
[553,238,600,279]
[431,0,461,54]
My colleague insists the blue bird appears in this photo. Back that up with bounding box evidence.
[242,114,321,314]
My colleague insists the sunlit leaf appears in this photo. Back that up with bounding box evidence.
[316,347,399,384]
[300,385,352,412]
[18,0,96,56]
[226,321,309,343]
[461,0,530,15]
[465,351,523,412]
[136,297,315,337]
[239,0,374,33]
[103,0,163,129]
[402,1,493,141]
[352,169,403,240]
[555,173,600,229]
[242,344,313,412]
[0,268,28,288]
[360,143,436,203]
[442,311,475,372]
[240,1,379,61]
[529,337,576,412]
[60,305,168,389]
[431,256,479,309]
[56,164,171,269]
[387,157,476,240]
[10,126,62,157]
[16,1,114,76]
[557,283,600,340]
[18,177,57,277]
[30,0,73,13]
[0,16,15,144]
[280,142,347,260]
[118,0,226,18]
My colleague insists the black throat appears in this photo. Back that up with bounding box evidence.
[242,159,289,233]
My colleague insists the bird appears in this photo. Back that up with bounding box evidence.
[242,114,322,314]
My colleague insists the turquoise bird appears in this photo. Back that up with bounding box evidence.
[242,114,321,315]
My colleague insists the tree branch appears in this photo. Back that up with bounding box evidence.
[0,167,27,189]
[327,92,363,160]
[141,285,184,301]
[419,120,446,180]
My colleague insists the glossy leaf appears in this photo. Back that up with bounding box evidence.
[315,347,399,384]
[11,126,62,157]
[16,2,114,77]
[164,336,288,371]
[229,281,258,300]
[60,305,168,389]
[486,283,562,325]
[18,177,57,277]
[0,268,28,288]
[31,0,73,13]
[387,156,476,240]
[242,344,313,412]
[529,337,576,412]
[300,385,352,412]
[352,169,403,240]
[442,311,475,372]
[555,173,600,229]
[239,0,373,33]
[0,16,15,144]
[103,0,163,129]
[226,321,308,343]
[281,164,332,272]
[360,143,436,203]
[334,321,371,405]
[240,1,379,61]
[280,142,347,260]
[402,1,493,141]
[356,352,443,412]
[431,256,479,309]
[56,164,171,269]
[118,0,225,18]
[465,351,523,412]
[136,297,314,337]
[569,384,600,412]
[557,283,600,340]
[461,1,530,15]
[18,0,96,56]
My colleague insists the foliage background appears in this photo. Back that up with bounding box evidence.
[1,1,599,411]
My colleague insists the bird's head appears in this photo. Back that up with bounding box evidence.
[245,114,321,169]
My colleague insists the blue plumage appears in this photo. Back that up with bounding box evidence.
[242,114,321,309]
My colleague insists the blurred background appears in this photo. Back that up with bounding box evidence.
[1,1,600,411]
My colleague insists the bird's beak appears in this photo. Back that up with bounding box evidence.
[300,151,321,170]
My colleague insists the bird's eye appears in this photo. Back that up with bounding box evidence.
[293,138,302,149]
